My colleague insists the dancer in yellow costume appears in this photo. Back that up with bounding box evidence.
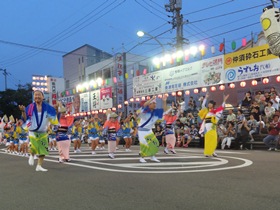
[198,92,229,157]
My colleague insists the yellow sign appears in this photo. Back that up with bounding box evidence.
[224,44,278,69]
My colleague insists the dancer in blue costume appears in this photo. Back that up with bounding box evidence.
[138,95,166,163]
[19,90,58,172]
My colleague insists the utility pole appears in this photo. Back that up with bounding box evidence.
[165,0,184,51]
[0,68,8,91]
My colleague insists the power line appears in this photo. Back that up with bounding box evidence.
[188,3,269,24]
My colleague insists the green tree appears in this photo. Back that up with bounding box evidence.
[0,83,32,119]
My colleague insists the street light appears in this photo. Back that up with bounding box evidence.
[137,30,165,53]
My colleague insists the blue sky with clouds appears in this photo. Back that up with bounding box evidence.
[0,0,275,90]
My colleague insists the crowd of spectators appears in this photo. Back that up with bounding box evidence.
[153,87,280,151]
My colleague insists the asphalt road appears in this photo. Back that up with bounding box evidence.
[0,144,279,210]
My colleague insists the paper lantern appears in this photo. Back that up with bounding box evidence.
[91,111,95,114]
[242,38,247,47]
[201,87,207,92]
[231,41,236,50]
[125,73,129,79]
[194,89,199,94]
[95,111,98,114]
[240,81,246,87]
[263,77,269,84]
[136,98,140,102]
[87,112,91,115]
[143,69,147,75]
[113,77,117,83]
[164,93,169,97]
[118,104,122,108]
[229,83,235,88]
[261,6,280,56]
[99,109,103,113]
[124,101,129,105]
[141,96,145,101]
[112,107,116,111]
[276,76,280,82]
[146,96,151,100]
[177,91,182,96]
[219,84,225,91]
[103,110,106,114]
[211,45,215,54]
[130,98,134,102]
[251,80,257,86]
[172,92,176,96]
[157,94,162,98]
[210,86,216,91]
[185,90,190,95]
[219,43,224,52]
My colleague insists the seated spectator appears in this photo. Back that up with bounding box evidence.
[174,119,184,143]
[251,106,265,133]
[221,122,236,149]
[186,112,196,127]
[247,114,258,142]
[187,96,196,112]
[154,125,164,146]
[254,91,262,103]
[235,109,250,150]
[181,125,190,147]
[263,115,280,151]
[264,91,271,103]
[183,124,199,148]
[270,92,280,111]
[179,112,188,125]
[250,100,260,111]
[217,122,227,144]
[241,91,252,108]
[264,101,275,124]
[226,108,236,126]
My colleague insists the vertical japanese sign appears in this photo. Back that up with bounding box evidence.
[115,53,124,112]
[100,87,113,109]
[90,90,100,110]
[79,92,90,112]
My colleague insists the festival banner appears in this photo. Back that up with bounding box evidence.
[90,90,100,110]
[115,53,124,112]
[100,87,113,109]
[224,58,280,83]
[79,92,90,112]
[133,71,162,97]
[200,55,224,86]
[224,44,278,69]
[162,61,201,92]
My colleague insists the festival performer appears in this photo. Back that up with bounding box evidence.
[87,115,102,155]
[56,103,74,163]
[122,115,134,152]
[48,125,57,151]
[71,120,82,153]
[19,90,58,172]
[15,119,29,157]
[138,95,165,163]
[103,111,121,159]
[198,92,229,157]
[163,99,184,155]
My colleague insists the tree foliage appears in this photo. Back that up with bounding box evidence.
[0,83,32,119]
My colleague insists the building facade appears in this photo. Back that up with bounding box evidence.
[63,44,112,90]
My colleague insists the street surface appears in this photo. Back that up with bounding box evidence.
[0,145,279,210]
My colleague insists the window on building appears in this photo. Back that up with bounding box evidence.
[96,71,102,78]
[65,80,70,89]
[103,68,111,79]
